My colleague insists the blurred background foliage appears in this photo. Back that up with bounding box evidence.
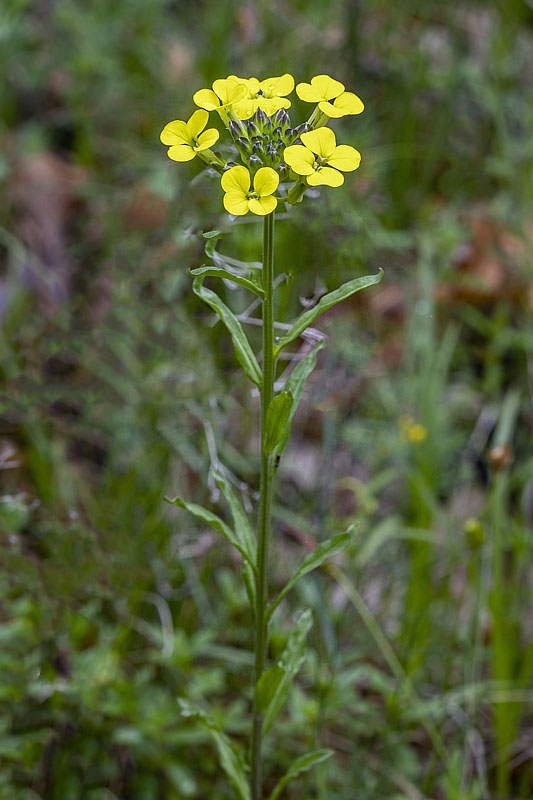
[1,0,533,798]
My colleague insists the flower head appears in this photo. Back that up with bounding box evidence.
[193,77,248,115]
[160,109,220,161]
[221,165,279,216]
[283,128,361,187]
[231,74,294,120]
[296,74,364,118]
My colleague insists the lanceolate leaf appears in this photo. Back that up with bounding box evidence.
[192,276,262,387]
[267,528,354,620]
[277,341,323,455]
[189,266,265,299]
[267,749,334,800]
[178,699,250,800]
[164,496,256,571]
[214,471,257,565]
[261,609,313,735]
[242,559,256,613]
[275,271,383,354]
[264,392,293,454]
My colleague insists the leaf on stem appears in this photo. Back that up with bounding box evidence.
[264,391,293,454]
[164,495,256,571]
[189,266,265,299]
[267,528,354,620]
[277,341,323,455]
[275,270,384,354]
[178,698,251,800]
[267,749,334,800]
[192,276,262,387]
[259,609,313,735]
[214,471,257,565]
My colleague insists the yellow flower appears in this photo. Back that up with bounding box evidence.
[283,128,361,187]
[193,77,248,115]
[221,165,279,216]
[160,109,220,162]
[398,415,428,443]
[296,74,364,118]
[230,73,294,119]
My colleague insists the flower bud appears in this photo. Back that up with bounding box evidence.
[236,136,251,151]
[224,161,239,169]
[294,122,310,135]
[229,119,245,139]
[272,126,282,138]
[248,154,263,167]
[254,109,269,129]
[252,141,264,156]
[246,120,259,136]
[273,108,290,129]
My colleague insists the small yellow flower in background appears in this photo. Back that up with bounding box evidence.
[160,109,220,162]
[398,415,428,444]
[284,128,361,187]
[296,74,364,118]
[193,77,248,114]
[221,165,279,216]
[231,73,294,119]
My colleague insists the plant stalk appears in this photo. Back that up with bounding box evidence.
[251,210,275,800]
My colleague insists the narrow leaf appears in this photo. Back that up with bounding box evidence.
[267,528,354,620]
[264,392,293,454]
[275,271,383,354]
[277,341,323,455]
[190,266,265,299]
[242,559,256,612]
[262,609,313,735]
[268,749,333,800]
[178,699,250,800]
[255,664,285,712]
[165,496,254,567]
[214,471,257,566]
[192,276,262,387]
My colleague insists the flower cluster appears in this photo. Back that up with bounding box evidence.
[160,73,364,216]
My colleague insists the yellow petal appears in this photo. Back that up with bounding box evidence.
[195,128,220,151]
[213,78,248,106]
[167,144,196,162]
[248,195,277,215]
[333,91,364,115]
[301,128,336,158]
[233,99,256,120]
[256,96,290,116]
[310,74,344,101]
[307,167,344,187]
[327,145,361,172]
[318,101,345,118]
[283,145,315,176]
[193,88,220,110]
[160,119,190,146]
[223,191,250,216]
[296,81,322,103]
[259,73,294,98]
[187,109,208,138]
[253,167,279,197]
[221,165,251,194]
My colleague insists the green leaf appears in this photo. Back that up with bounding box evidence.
[192,276,262,387]
[214,471,257,566]
[277,341,323,455]
[264,392,293,454]
[275,271,383,354]
[189,266,265,299]
[255,664,285,712]
[267,749,333,800]
[200,229,224,260]
[242,559,256,612]
[164,496,255,569]
[179,699,250,800]
[267,528,354,620]
[262,609,313,735]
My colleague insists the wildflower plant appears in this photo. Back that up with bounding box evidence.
[161,73,383,799]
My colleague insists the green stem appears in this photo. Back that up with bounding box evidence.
[251,211,276,800]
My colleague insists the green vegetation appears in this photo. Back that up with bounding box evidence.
[1,1,533,798]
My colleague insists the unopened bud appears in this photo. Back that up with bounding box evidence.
[273,108,290,129]
[254,109,268,128]
[294,122,310,135]
[249,154,263,167]
[246,120,259,136]
[236,136,251,151]
[224,161,238,169]
[252,141,263,156]
[272,126,282,138]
